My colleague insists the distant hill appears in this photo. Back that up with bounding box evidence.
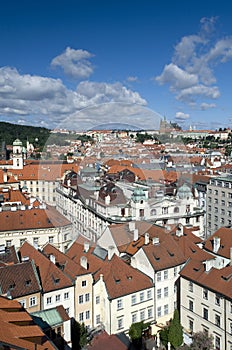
[0,121,50,148]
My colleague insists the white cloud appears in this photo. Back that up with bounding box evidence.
[155,17,232,108]
[156,63,198,89]
[175,112,190,120]
[200,102,216,110]
[0,66,150,130]
[51,47,94,79]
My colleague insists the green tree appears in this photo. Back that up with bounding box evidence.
[160,310,183,349]
[129,321,150,349]
[190,331,213,350]
[71,320,88,350]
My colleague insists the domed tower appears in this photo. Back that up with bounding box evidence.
[12,138,23,169]
[131,186,148,219]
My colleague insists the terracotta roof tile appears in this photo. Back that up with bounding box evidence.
[19,242,73,293]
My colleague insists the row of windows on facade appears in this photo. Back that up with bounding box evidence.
[25,181,56,186]
[209,180,232,188]
[189,282,223,306]
[207,216,231,226]
[46,292,70,305]
[208,206,232,216]
[189,300,222,326]
[5,235,64,247]
[93,307,154,330]
[208,188,232,196]
[208,197,232,206]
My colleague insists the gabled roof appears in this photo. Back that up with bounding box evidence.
[0,245,19,265]
[43,243,92,279]
[93,254,153,299]
[0,296,56,349]
[19,242,73,293]
[204,227,232,259]
[86,330,132,350]
[31,305,70,330]
[0,260,41,298]
[0,205,71,232]
[180,258,232,299]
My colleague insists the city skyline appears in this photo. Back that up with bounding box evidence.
[0,0,232,131]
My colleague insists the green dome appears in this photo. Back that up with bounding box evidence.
[177,183,192,199]
[131,187,147,203]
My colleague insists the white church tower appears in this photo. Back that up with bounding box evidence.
[12,138,24,169]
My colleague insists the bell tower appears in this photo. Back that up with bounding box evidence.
[12,138,23,169]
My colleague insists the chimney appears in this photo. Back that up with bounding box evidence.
[133,229,139,241]
[213,236,221,253]
[129,221,135,231]
[84,242,90,253]
[152,237,159,245]
[230,247,232,266]
[108,245,115,260]
[105,194,110,205]
[3,169,7,183]
[80,256,88,270]
[204,259,213,272]
[144,232,149,245]
[50,254,56,264]
[100,273,104,282]
[176,224,184,237]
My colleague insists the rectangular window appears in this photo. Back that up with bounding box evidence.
[189,320,193,333]
[157,289,162,299]
[189,300,193,312]
[117,299,123,310]
[157,306,162,317]
[48,236,54,243]
[140,310,145,321]
[189,282,193,292]
[85,293,90,302]
[164,270,168,280]
[203,308,208,320]
[86,310,90,320]
[148,308,153,319]
[47,297,52,305]
[56,295,61,302]
[82,280,87,287]
[131,294,136,305]
[79,295,84,304]
[140,292,144,302]
[164,304,169,315]
[64,292,69,300]
[147,290,152,300]
[29,296,37,307]
[96,315,100,324]
[132,313,137,323]
[157,272,161,282]
[215,314,220,327]
[203,289,208,300]
[79,312,84,322]
[118,318,123,330]
[215,336,220,350]
[96,296,100,304]
[215,294,220,306]
[164,287,168,297]
[174,267,177,277]
[6,240,12,247]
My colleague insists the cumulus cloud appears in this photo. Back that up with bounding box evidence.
[155,17,232,109]
[175,112,190,121]
[0,66,149,130]
[51,47,94,79]
[200,102,216,110]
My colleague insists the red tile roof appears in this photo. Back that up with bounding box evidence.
[0,205,71,232]
[87,331,129,350]
[19,242,73,293]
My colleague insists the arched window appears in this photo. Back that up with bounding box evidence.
[151,209,157,216]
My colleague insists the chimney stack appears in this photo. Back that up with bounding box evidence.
[213,236,221,253]
[144,232,149,245]
[133,229,139,241]
[108,245,115,260]
[129,221,135,231]
[84,242,90,253]
[80,256,88,270]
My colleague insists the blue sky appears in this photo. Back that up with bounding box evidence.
[0,0,232,131]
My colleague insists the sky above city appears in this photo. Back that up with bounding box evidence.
[0,0,232,131]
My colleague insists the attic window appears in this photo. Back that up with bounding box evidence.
[153,253,160,261]
[53,276,60,285]
[114,276,121,284]
[9,283,15,290]
[168,251,174,257]
[127,275,132,280]
[25,279,31,286]
[193,267,200,272]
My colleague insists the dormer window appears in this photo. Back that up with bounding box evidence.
[25,279,31,287]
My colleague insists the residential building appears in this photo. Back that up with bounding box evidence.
[0,260,42,312]
[42,242,93,328]
[19,241,75,318]
[206,174,232,237]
